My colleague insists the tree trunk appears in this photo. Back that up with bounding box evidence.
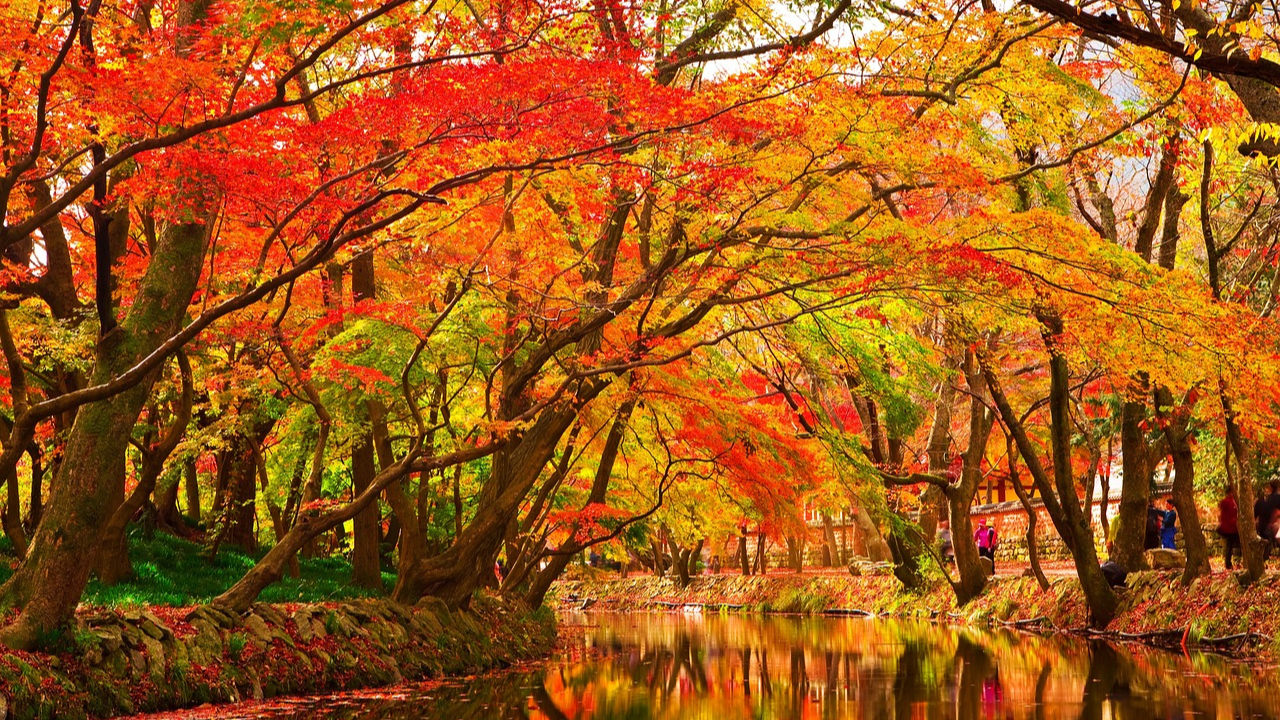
[670,539,691,587]
[184,458,200,523]
[982,313,1117,627]
[786,534,805,572]
[393,395,597,608]
[349,250,383,589]
[213,425,268,553]
[949,348,995,604]
[822,514,837,567]
[521,398,634,607]
[738,532,751,575]
[97,355,192,584]
[1154,387,1209,583]
[1007,439,1049,590]
[849,504,892,562]
[350,439,382,588]
[25,445,43,534]
[1113,395,1150,570]
[2,464,27,560]
[1224,396,1265,582]
[0,219,209,649]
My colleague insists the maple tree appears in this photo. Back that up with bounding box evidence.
[1,0,1280,652]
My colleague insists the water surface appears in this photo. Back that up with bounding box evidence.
[148,611,1280,719]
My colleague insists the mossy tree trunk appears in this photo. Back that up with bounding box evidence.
[95,352,192,585]
[0,220,209,649]
[1113,393,1151,571]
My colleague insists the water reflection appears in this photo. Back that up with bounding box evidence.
[149,612,1280,720]
[535,612,1280,720]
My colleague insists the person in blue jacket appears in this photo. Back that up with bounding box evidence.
[1160,498,1178,550]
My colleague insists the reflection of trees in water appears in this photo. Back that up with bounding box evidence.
[506,614,1280,720]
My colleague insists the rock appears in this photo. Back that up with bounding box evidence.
[243,613,273,644]
[416,596,452,624]
[128,649,147,679]
[979,557,995,577]
[251,603,286,626]
[1146,548,1186,570]
[293,612,314,643]
[170,638,190,674]
[190,619,224,658]
[140,635,166,684]
[334,613,367,639]
[94,627,124,653]
[83,647,103,666]
[120,622,144,648]
[139,619,165,641]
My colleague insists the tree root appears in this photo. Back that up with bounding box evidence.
[1070,625,1266,655]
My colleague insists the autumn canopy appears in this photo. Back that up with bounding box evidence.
[0,0,1278,647]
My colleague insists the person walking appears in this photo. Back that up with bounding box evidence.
[974,518,997,572]
[937,520,955,565]
[1145,498,1163,550]
[1160,498,1178,550]
[1254,480,1280,560]
[1219,486,1241,571]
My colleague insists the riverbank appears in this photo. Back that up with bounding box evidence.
[554,570,1280,659]
[0,593,555,720]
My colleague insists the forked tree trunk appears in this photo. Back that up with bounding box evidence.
[522,398,635,607]
[96,354,192,585]
[948,348,995,604]
[214,440,499,613]
[211,419,273,554]
[392,397,596,608]
[821,515,838,567]
[1006,440,1049,590]
[0,220,209,650]
[1154,387,1210,583]
[753,534,768,575]
[786,534,805,572]
[982,311,1117,627]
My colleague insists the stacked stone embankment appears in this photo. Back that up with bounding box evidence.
[0,593,554,720]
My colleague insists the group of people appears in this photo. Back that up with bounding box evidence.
[934,519,999,572]
[1217,481,1280,570]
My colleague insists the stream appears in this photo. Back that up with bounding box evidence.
[136,611,1280,719]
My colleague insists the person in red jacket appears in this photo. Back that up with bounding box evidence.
[1218,485,1241,571]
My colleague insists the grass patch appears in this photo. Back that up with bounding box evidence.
[773,586,834,614]
[0,529,393,607]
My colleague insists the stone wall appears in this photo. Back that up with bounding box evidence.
[0,594,555,720]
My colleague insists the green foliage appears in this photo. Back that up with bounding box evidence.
[0,531,391,607]
[773,586,835,614]
[227,632,248,660]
